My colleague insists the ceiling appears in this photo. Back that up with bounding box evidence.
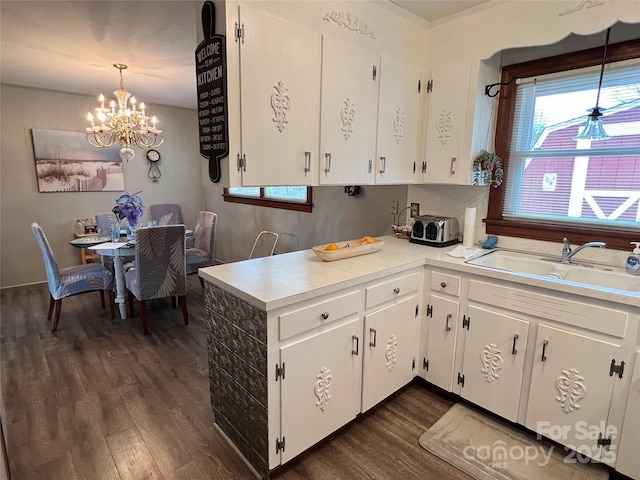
[0,1,487,111]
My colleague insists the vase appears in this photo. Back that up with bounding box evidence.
[126,223,138,243]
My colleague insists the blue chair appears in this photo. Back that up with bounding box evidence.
[186,211,217,286]
[125,225,188,334]
[31,222,114,332]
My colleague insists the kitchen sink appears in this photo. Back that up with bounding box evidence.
[466,250,640,293]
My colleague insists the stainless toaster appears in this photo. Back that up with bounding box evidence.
[410,215,460,247]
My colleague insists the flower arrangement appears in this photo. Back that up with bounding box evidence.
[112,191,144,228]
[472,150,503,187]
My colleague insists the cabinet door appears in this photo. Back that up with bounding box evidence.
[239,6,321,186]
[424,294,459,391]
[616,350,640,478]
[460,305,529,422]
[422,62,470,184]
[280,318,362,463]
[319,35,378,185]
[362,295,419,412]
[525,324,620,462]
[375,56,422,184]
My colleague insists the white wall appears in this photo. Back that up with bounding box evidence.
[0,84,206,287]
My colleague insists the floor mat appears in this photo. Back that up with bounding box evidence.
[419,403,608,480]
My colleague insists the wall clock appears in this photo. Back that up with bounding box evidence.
[146,149,161,182]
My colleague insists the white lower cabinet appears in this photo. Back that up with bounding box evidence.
[279,317,362,463]
[276,270,421,465]
[458,305,529,422]
[424,294,459,391]
[525,324,622,464]
[616,350,640,478]
[362,295,419,412]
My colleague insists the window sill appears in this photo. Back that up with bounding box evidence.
[222,192,313,213]
[484,218,637,251]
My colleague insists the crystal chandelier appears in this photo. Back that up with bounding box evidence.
[574,28,611,141]
[86,64,163,161]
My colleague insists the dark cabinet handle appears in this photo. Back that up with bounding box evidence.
[393,287,400,294]
[542,340,548,361]
[512,334,519,355]
[440,282,447,288]
[445,314,452,332]
[369,328,377,347]
[320,312,329,320]
[352,335,359,355]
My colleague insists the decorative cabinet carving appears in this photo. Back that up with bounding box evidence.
[375,56,422,184]
[230,6,321,186]
[319,34,378,185]
[457,305,529,422]
[525,323,622,464]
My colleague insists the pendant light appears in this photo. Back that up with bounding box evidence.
[574,28,611,141]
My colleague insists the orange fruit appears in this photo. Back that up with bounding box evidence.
[362,236,375,244]
[325,243,339,251]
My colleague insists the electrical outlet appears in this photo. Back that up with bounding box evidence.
[390,200,399,215]
[410,203,420,218]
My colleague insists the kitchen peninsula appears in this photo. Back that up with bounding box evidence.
[199,237,639,479]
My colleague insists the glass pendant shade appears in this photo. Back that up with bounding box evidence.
[119,145,135,161]
[574,107,610,140]
[573,28,611,142]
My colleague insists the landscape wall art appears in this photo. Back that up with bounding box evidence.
[32,129,124,193]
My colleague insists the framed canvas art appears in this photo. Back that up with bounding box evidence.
[32,129,124,192]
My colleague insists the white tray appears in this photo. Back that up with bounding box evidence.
[312,238,384,262]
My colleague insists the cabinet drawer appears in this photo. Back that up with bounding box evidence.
[430,271,461,297]
[279,290,360,340]
[365,272,420,309]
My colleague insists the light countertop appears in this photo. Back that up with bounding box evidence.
[199,235,640,311]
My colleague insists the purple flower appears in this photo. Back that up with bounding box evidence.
[112,192,144,228]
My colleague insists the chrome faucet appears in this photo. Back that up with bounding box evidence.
[561,237,606,264]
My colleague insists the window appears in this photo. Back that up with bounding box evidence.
[486,39,640,250]
[223,186,313,212]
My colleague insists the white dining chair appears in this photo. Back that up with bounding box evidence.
[249,231,279,259]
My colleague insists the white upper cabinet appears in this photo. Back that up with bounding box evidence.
[421,62,471,184]
[235,6,321,186]
[319,35,379,185]
[375,56,422,184]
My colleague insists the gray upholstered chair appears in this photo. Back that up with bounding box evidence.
[149,203,184,226]
[186,211,217,286]
[125,225,188,334]
[95,212,120,237]
[31,222,114,332]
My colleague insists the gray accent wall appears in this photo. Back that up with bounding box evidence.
[0,84,206,288]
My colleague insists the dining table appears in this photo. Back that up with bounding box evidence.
[88,242,135,319]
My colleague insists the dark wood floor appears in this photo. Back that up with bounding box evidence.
[0,277,472,479]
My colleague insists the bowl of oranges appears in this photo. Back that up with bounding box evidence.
[312,236,384,262]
